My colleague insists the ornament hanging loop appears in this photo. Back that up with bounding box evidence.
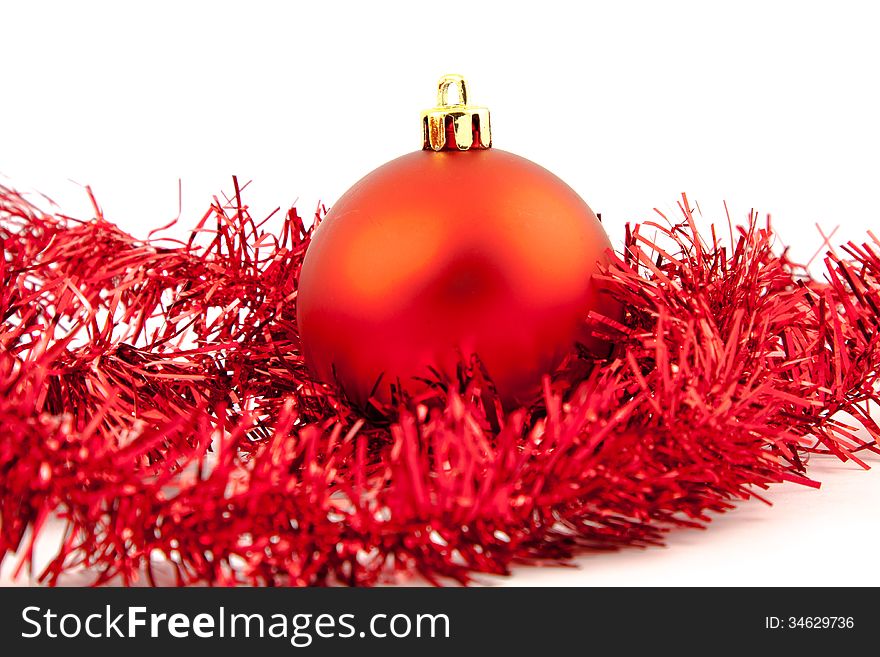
[437,75,468,107]
[422,74,492,152]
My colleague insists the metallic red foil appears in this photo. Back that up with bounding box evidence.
[1,183,877,586]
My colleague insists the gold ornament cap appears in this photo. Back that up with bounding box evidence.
[421,74,492,151]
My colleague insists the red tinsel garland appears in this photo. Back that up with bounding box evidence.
[1,181,878,586]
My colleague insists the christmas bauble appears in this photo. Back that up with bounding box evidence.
[297,75,619,406]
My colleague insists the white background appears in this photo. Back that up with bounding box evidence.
[1,0,878,586]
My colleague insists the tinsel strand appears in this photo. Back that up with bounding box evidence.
[1,183,878,585]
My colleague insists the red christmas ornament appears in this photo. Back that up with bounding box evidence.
[298,75,619,405]
[4,167,880,587]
